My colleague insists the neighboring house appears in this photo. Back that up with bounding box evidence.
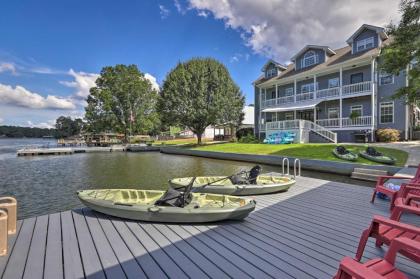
[254,24,418,143]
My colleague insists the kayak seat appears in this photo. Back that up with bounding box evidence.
[336,146,349,155]
[248,165,262,184]
[367,147,383,157]
[154,188,192,207]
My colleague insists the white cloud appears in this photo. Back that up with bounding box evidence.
[174,0,186,14]
[26,120,56,129]
[159,4,170,19]
[144,73,160,91]
[187,0,401,62]
[60,69,99,99]
[0,117,3,124]
[0,62,16,75]
[229,53,250,63]
[0,83,76,110]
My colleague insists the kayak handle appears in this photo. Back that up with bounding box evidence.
[148,206,160,212]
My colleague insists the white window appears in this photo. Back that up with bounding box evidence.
[285,87,294,96]
[356,37,374,52]
[301,82,318,93]
[302,51,318,68]
[380,102,394,124]
[328,77,339,88]
[328,108,339,119]
[285,112,294,120]
[379,73,394,85]
[266,68,277,78]
[350,105,363,117]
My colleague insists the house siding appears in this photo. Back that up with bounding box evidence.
[352,28,379,54]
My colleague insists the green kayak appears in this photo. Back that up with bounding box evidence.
[359,151,396,165]
[77,189,256,223]
[332,146,358,162]
[169,174,295,196]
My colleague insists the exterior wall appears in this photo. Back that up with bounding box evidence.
[254,86,260,135]
[277,83,294,98]
[376,69,408,133]
[342,65,371,85]
[295,48,326,71]
[316,72,340,90]
[352,28,379,54]
[264,63,278,78]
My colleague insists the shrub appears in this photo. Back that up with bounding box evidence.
[238,134,260,143]
[375,128,400,142]
[236,128,254,140]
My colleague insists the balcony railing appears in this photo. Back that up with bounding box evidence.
[260,81,373,109]
[342,81,371,96]
[316,87,340,99]
[315,116,372,128]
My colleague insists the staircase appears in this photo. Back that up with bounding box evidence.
[301,120,337,143]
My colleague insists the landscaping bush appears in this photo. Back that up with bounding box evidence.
[238,134,260,143]
[236,128,254,140]
[375,128,400,142]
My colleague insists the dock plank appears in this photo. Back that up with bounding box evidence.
[44,213,63,279]
[1,176,420,279]
[23,215,49,279]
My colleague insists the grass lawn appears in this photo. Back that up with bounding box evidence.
[153,138,212,146]
[191,143,408,166]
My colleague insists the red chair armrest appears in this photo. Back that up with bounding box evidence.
[393,200,420,215]
[385,237,420,264]
[338,257,385,279]
[372,215,420,235]
[406,193,420,203]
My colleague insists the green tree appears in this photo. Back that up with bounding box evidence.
[55,116,83,138]
[159,58,245,144]
[85,64,159,142]
[380,0,420,104]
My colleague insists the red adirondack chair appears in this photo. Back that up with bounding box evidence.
[371,164,420,210]
[355,215,420,263]
[391,193,420,221]
[335,237,420,279]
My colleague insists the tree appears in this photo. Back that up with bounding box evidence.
[159,58,245,144]
[55,116,83,138]
[380,0,420,104]
[85,64,159,142]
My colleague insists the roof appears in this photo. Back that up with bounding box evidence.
[254,38,390,86]
[290,45,336,61]
[261,59,287,72]
[346,24,388,44]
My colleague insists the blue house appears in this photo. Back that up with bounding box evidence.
[253,24,418,143]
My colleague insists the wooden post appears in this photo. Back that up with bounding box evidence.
[0,197,17,234]
[0,210,7,256]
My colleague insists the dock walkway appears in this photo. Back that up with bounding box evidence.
[1,177,419,278]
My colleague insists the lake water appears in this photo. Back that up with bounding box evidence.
[0,138,373,219]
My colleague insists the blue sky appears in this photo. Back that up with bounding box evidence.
[0,0,400,127]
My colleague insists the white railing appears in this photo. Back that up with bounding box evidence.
[261,119,337,143]
[316,87,340,99]
[342,116,372,127]
[316,118,341,127]
[296,92,314,102]
[260,81,373,109]
[342,81,372,96]
[316,116,372,128]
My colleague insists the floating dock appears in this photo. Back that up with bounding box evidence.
[1,176,419,279]
[17,146,126,156]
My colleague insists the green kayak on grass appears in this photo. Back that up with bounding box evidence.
[332,146,358,162]
[77,189,256,223]
[169,174,295,196]
[359,150,396,165]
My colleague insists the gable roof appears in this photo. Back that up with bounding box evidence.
[346,24,388,44]
[261,59,287,72]
[290,45,336,61]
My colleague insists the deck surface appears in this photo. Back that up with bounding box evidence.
[1,176,419,279]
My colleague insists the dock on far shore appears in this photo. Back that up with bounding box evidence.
[16,145,160,156]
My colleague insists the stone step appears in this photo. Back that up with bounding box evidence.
[353,168,388,176]
[351,172,381,182]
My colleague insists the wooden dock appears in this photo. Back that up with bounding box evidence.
[16,146,126,156]
[1,177,419,279]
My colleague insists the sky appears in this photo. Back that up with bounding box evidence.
[0,0,401,128]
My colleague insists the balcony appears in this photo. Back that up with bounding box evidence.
[261,81,372,109]
[316,116,372,128]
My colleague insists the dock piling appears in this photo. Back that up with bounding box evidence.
[0,210,7,256]
[0,197,17,234]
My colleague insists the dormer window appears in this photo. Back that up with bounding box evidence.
[302,51,318,68]
[356,37,374,52]
[266,68,277,78]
